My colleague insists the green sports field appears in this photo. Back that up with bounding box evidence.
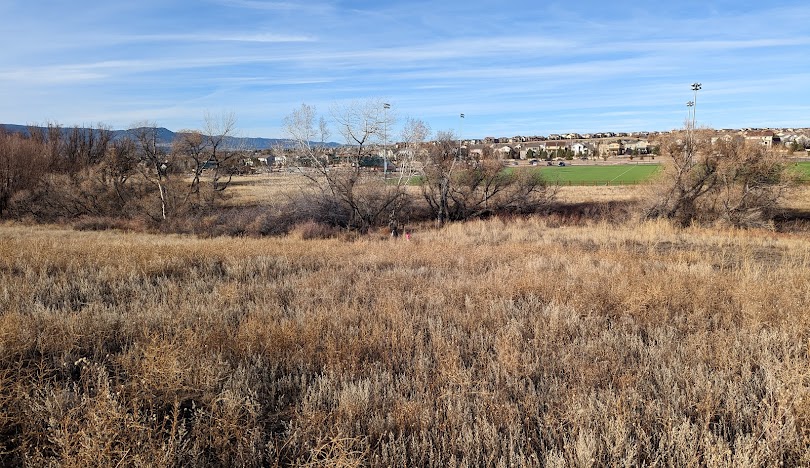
[789,162,810,181]
[536,164,662,185]
[411,161,807,186]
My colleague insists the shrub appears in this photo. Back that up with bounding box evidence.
[645,130,791,228]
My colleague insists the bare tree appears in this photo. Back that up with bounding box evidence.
[170,112,243,213]
[398,118,430,185]
[283,103,331,171]
[3,125,155,221]
[421,131,460,226]
[62,124,113,170]
[172,129,208,210]
[102,136,142,213]
[713,137,789,227]
[201,111,241,204]
[283,100,405,233]
[131,123,171,221]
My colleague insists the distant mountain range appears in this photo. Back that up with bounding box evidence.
[0,124,341,150]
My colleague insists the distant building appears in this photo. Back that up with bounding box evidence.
[744,130,777,147]
[570,142,590,156]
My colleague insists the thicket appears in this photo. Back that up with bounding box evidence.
[0,117,244,226]
[645,130,792,228]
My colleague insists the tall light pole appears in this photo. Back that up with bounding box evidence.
[686,101,694,125]
[690,82,701,130]
[686,100,694,148]
[383,102,390,178]
[688,83,701,152]
[459,113,465,158]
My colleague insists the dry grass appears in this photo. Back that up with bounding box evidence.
[554,185,642,204]
[225,172,647,207]
[1,218,809,466]
[784,185,810,212]
[223,172,322,207]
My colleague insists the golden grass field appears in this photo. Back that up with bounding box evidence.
[2,181,810,466]
[225,169,810,207]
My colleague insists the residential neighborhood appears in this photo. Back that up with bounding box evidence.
[461,127,810,162]
[248,126,810,172]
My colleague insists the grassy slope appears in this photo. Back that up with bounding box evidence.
[1,220,809,466]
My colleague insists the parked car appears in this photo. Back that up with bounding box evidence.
[558,161,566,166]
[529,159,539,166]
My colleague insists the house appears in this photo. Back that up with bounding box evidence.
[605,140,624,156]
[570,142,590,156]
[542,141,567,152]
[468,148,484,159]
[744,130,776,147]
[495,145,515,158]
[711,134,737,145]
[780,134,809,149]
[519,145,543,159]
[260,155,286,166]
[624,140,650,155]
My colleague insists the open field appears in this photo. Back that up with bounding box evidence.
[221,159,808,211]
[789,161,810,181]
[2,218,809,466]
[536,163,662,185]
[223,168,810,209]
[221,168,656,205]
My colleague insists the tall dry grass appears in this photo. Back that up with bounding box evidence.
[1,219,809,466]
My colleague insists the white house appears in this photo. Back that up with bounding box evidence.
[570,142,589,156]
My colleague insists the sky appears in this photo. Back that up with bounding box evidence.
[1,0,809,141]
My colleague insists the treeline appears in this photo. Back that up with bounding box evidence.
[0,124,114,216]
[0,105,560,236]
[0,115,245,226]
[282,102,796,233]
[0,107,798,235]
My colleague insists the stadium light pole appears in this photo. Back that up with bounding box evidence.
[459,113,465,158]
[688,83,701,153]
[690,83,701,130]
[686,101,694,125]
[686,100,694,148]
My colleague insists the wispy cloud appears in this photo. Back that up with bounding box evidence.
[1,0,809,137]
[209,0,335,14]
[115,32,317,44]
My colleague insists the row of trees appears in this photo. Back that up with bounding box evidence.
[0,114,244,222]
[282,101,555,232]
[281,100,794,231]
[1,100,795,233]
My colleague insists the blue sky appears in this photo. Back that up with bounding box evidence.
[1,1,809,141]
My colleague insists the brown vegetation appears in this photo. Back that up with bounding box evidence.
[645,130,792,228]
[421,132,554,226]
[2,120,810,464]
[1,119,246,225]
[1,219,809,466]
